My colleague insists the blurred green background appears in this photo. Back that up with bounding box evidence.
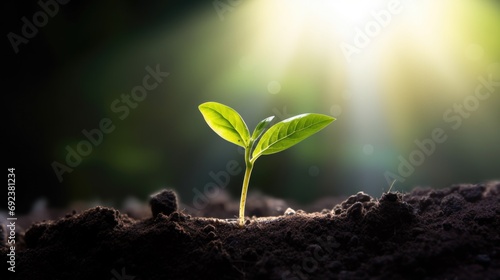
[5,0,499,213]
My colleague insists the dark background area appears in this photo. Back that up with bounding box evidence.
[3,0,499,214]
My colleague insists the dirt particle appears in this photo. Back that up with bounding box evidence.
[149,189,178,217]
[284,208,296,215]
[484,181,500,196]
[459,184,485,202]
[345,195,358,205]
[207,231,217,240]
[440,193,465,215]
[65,210,77,218]
[356,192,372,202]
[418,197,433,212]
[363,201,377,210]
[347,202,364,219]
[429,189,448,199]
[380,192,399,202]
[203,224,216,233]
[169,212,185,222]
[321,208,331,214]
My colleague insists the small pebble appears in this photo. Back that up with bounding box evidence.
[284,208,296,216]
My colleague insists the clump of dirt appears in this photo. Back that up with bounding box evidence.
[2,182,499,280]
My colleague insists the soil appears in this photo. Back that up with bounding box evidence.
[2,182,499,280]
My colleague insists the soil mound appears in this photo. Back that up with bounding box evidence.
[2,182,499,279]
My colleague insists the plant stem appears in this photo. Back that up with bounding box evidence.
[238,163,253,227]
[239,141,254,228]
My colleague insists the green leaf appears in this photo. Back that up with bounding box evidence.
[199,102,250,148]
[251,116,275,141]
[252,113,335,160]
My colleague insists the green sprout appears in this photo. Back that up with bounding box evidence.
[199,102,335,227]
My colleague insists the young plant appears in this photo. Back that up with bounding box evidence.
[199,102,335,227]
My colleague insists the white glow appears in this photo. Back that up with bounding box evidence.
[288,0,394,36]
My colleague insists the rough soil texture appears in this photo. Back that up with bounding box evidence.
[2,182,499,280]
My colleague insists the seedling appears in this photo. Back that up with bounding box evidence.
[199,102,335,227]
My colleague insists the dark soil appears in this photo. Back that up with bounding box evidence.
[2,182,499,280]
